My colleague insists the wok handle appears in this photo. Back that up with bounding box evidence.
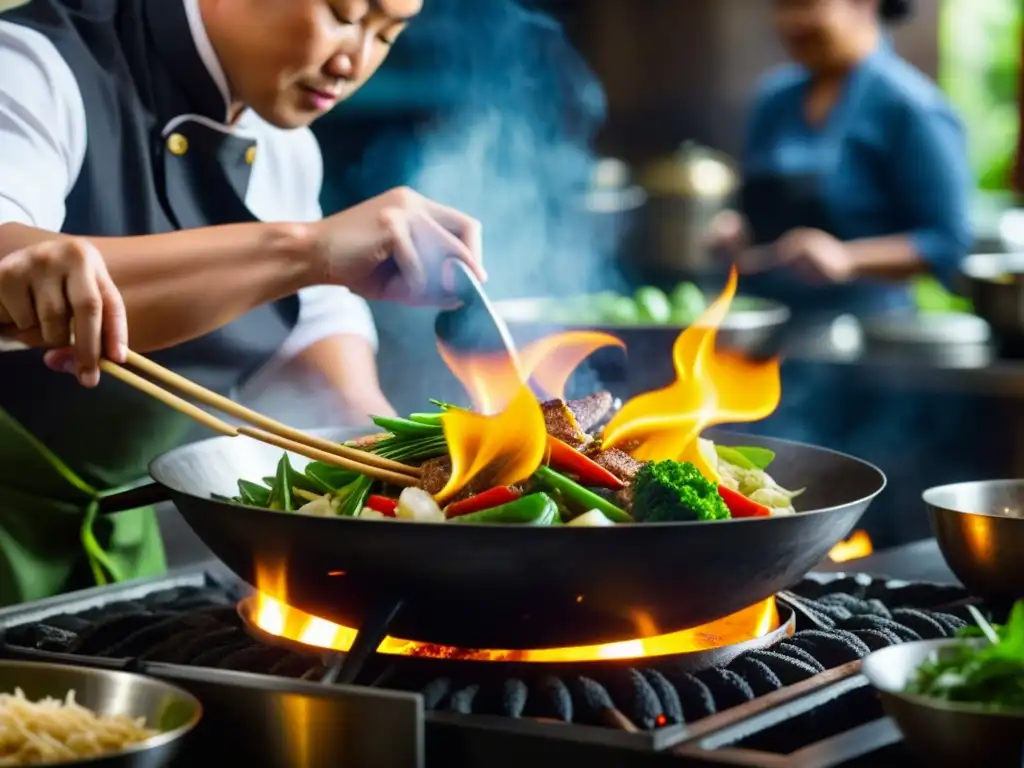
[97,483,171,515]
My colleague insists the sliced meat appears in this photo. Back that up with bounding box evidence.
[419,456,452,496]
[584,447,644,482]
[566,391,614,432]
[541,400,590,448]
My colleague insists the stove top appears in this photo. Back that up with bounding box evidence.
[0,563,979,767]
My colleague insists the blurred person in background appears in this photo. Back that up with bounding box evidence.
[707,0,995,548]
[0,0,483,604]
[710,0,971,311]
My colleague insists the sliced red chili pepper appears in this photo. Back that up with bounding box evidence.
[445,486,522,519]
[717,485,772,518]
[365,494,398,517]
[546,436,624,490]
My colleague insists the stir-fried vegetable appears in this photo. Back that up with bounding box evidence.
[631,460,730,522]
[445,486,522,519]
[225,397,808,525]
[545,436,624,490]
[533,465,632,523]
[905,602,1024,711]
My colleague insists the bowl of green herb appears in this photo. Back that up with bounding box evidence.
[861,602,1024,767]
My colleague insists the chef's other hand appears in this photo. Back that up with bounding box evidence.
[0,239,128,387]
[315,187,485,303]
[772,228,856,284]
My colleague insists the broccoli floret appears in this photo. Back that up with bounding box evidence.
[631,460,730,522]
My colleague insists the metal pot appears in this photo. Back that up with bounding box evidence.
[635,142,739,278]
[584,158,647,265]
[960,252,1024,342]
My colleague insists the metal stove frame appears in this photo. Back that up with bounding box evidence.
[0,562,939,767]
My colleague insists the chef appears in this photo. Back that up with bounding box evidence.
[708,0,977,546]
[0,0,483,604]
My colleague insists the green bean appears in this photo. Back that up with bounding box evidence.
[371,415,443,438]
[409,412,445,426]
[532,466,633,523]
[448,493,558,525]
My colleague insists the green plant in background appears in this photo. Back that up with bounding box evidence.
[940,0,1022,191]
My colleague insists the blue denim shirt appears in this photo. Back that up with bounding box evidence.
[739,42,973,314]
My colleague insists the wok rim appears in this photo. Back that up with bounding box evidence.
[149,429,886,531]
[0,659,203,764]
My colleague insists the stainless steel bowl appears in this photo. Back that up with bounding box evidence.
[0,661,202,767]
[961,253,1024,340]
[494,295,790,399]
[923,480,1024,602]
[862,639,1024,767]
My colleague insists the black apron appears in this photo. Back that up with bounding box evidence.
[0,0,300,603]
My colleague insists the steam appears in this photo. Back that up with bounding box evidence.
[362,0,614,412]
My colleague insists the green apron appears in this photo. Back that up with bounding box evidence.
[0,407,166,606]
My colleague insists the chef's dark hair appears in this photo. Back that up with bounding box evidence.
[879,0,913,23]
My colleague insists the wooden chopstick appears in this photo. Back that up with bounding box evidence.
[99,360,238,436]
[237,426,418,487]
[121,350,421,478]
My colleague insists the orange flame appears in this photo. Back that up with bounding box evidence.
[436,331,622,502]
[250,562,780,661]
[827,530,874,563]
[601,267,781,480]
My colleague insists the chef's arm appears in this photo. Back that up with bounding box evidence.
[0,220,322,352]
[844,105,973,285]
[294,336,396,421]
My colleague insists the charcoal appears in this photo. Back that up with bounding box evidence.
[420,678,451,709]
[571,676,615,724]
[501,678,529,718]
[640,670,683,726]
[447,684,480,714]
[890,608,949,639]
[7,623,77,652]
[68,612,174,656]
[840,615,922,643]
[861,599,893,619]
[599,669,662,730]
[139,627,234,663]
[219,645,293,673]
[104,612,224,658]
[773,642,826,673]
[660,670,715,722]
[804,602,851,623]
[745,650,821,687]
[526,676,572,722]
[727,655,784,696]
[190,639,252,668]
[786,630,871,667]
[696,668,755,710]
[269,654,318,678]
[930,611,968,635]
[32,615,91,634]
[849,629,900,651]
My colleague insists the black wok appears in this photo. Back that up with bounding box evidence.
[104,428,885,650]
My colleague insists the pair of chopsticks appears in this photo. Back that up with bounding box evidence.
[100,351,422,487]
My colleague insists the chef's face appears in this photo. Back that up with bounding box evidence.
[214,0,422,128]
[771,0,877,71]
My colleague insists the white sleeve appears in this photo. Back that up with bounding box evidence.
[0,21,86,229]
[290,135,378,353]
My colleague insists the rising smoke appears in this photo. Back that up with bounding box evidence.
[361,0,615,412]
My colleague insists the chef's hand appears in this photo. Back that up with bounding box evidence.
[0,239,128,387]
[769,228,856,283]
[315,187,485,303]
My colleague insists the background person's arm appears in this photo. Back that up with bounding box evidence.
[844,103,973,284]
[0,21,321,352]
